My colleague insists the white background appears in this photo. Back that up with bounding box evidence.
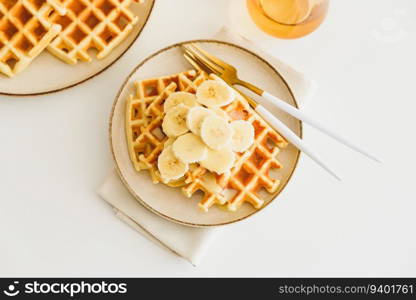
[1,0,415,276]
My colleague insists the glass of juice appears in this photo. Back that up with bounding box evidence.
[246,0,329,39]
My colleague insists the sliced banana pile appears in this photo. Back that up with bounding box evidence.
[158,79,255,184]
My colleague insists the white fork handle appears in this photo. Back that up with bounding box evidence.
[261,91,380,163]
[256,105,341,181]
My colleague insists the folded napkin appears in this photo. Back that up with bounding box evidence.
[97,26,316,266]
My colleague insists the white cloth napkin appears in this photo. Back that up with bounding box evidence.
[97,26,316,266]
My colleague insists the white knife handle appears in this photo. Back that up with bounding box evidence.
[261,91,380,163]
[255,105,341,181]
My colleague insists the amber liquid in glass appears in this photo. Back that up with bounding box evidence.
[247,0,329,39]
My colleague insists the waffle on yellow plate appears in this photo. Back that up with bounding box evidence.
[47,0,139,64]
[125,70,288,212]
[0,0,64,77]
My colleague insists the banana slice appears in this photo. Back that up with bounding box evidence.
[157,146,189,182]
[186,106,214,135]
[162,104,189,137]
[200,148,236,174]
[230,120,255,152]
[200,115,233,150]
[196,80,235,108]
[172,133,208,163]
[164,92,198,112]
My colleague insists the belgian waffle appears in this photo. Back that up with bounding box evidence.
[125,70,288,212]
[0,0,64,77]
[182,76,288,211]
[47,0,139,64]
[125,70,207,184]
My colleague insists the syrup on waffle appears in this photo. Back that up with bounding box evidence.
[47,0,140,64]
[0,0,64,77]
[125,70,288,212]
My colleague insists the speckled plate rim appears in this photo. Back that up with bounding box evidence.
[109,39,302,227]
[0,0,155,97]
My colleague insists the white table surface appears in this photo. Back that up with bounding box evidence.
[1,0,415,277]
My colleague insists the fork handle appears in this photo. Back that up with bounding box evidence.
[260,91,380,163]
[255,105,341,181]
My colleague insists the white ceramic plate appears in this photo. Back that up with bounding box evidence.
[0,0,154,96]
[110,40,302,227]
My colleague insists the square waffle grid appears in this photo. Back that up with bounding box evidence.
[125,70,206,183]
[48,0,139,64]
[0,0,63,77]
[125,70,288,212]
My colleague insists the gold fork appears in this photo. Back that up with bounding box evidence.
[183,43,379,163]
[182,44,380,175]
